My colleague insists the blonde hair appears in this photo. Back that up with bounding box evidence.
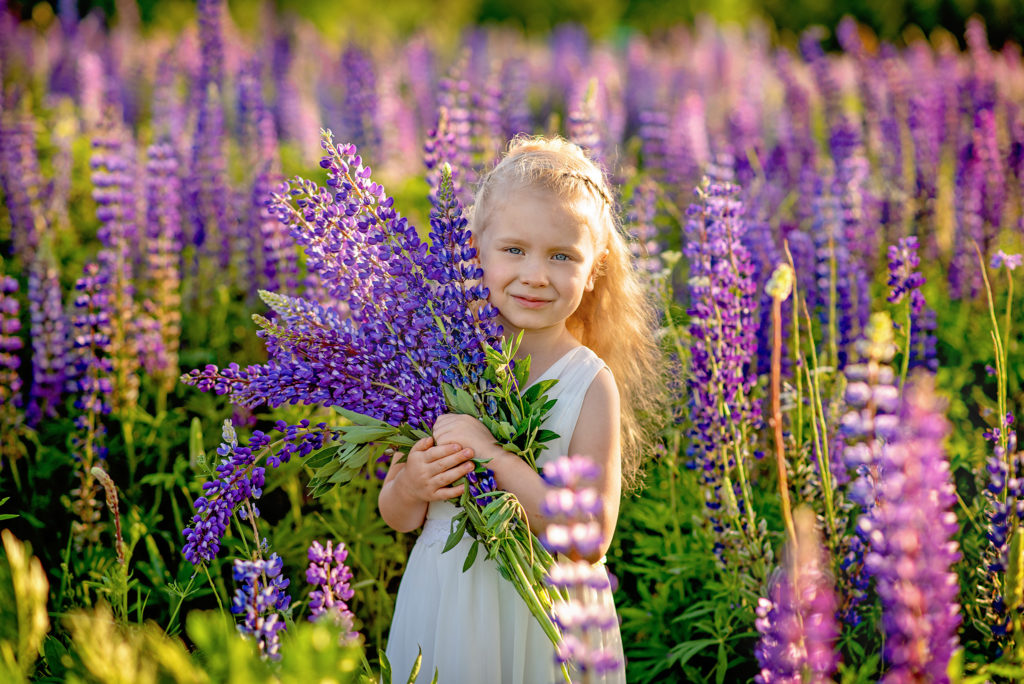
[470,135,664,491]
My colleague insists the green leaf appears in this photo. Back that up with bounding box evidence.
[443,515,468,553]
[378,648,392,684]
[535,429,560,444]
[304,445,340,469]
[337,424,400,444]
[667,638,718,668]
[189,417,206,469]
[521,379,557,405]
[406,647,423,684]
[331,406,388,427]
[462,540,480,572]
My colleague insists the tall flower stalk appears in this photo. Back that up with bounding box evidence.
[683,177,770,584]
[861,374,961,680]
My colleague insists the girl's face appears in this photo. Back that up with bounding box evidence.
[475,188,600,337]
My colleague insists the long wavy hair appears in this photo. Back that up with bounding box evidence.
[469,135,664,491]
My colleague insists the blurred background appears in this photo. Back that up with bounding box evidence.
[6,0,1024,48]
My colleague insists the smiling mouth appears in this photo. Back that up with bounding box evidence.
[511,295,551,308]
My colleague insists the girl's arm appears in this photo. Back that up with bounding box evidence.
[432,368,622,563]
[378,436,477,533]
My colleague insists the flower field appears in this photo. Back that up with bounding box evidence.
[1,1,1023,682]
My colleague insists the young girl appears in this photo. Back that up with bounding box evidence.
[378,136,662,683]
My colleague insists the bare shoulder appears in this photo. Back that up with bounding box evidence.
[570,367,621,453]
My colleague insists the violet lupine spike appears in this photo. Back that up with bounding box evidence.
[973,108,1006,247]
[498,57,532,140]
[183,420,268,565]
[340,45,380,157]
[91,112,140,414]
[231,552,292,660]
[829,117,873,341]
[637,109,669,183]
[667,92,711,193]
[436,59,478,206]
[624,176,661,275]
[886,236,936,373]
[983,446,1023,638]
[0,273,24,470]
[567,79,605,169]
[810,178,855,368]
[143,140,183,393]
[0,113,44,264]
[187,0,232,268]
[306,540,359,642]
[540,455,622,677]
[68,262,114,548]
[424,107,465,204]
[861,375,961,681]
[835,312,899,625]
[683,177,763,565]
[753,509,839,684]
[886,236,926,316]
[26,252,69,426]
[404,36,438,134]
[185,142,497,437]
[949,135,985,302]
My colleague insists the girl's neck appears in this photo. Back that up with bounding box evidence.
[505,323,580,382]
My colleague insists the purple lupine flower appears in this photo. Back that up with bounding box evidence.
[624,176,661,274]
[753,510,839,684]
[991,251,1023,271]
[0,113,44,265]
[435,61,479,206]
[424,107,466,204]
[231,552,292,660]
[340,45,380,157]
[637,109,669,182]
[887,236,936,373]
[829,117,873,344]
[886,237,926,315]
[142,140,183,394]
[184,137,498,435]
[26,253,69,426]
[498,57,532,140]
[835,312,898,625]
[403,36,438,134]
[183,420,270,565]
[0,273,24,471]
[68,262,115,548]
[684,178,762,559]
[861,375,961,681]
[187,0,232,268]
[567,79,605,169]
[810,177,855,368]
[466,468,498,507]
[540,455,622,677]
[91,112,140,415]
[949,135,985,301]
[983,446,1023,637]
[305,540,359,642]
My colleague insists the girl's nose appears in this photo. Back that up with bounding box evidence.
[519,258,549,286]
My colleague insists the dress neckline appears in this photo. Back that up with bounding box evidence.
[524,346,584,389]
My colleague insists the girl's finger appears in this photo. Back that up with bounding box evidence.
[436,449,475,473]
[431,482,466,501]
[425,442,463,462]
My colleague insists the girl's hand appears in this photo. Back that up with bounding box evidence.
[432,414,501,460]
[396,436,476,502]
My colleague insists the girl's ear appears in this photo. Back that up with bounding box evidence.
[586,249,609,291]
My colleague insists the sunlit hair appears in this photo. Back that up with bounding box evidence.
[469,135,664,491]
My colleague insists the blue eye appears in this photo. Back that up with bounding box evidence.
[506,247,524,255]
[552,253,570,261]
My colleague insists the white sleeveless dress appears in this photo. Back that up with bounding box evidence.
[384,345,626,684]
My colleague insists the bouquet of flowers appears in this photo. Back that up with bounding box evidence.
[182,131,569,671]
